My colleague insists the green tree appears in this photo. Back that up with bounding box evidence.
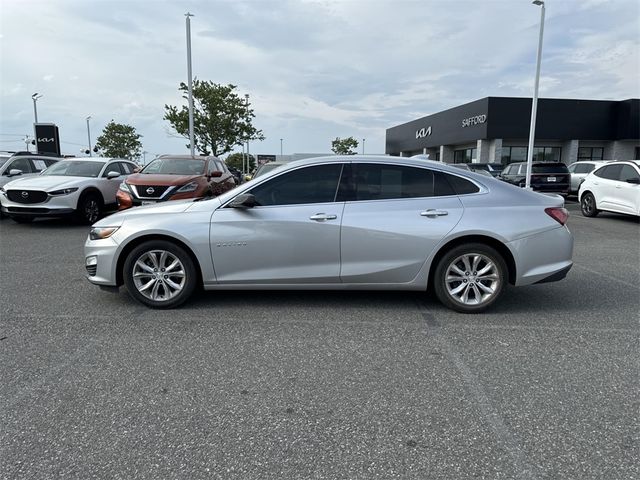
[95,121,143,160]
[164,80,265,156]
[225,153,256,172]
[331,136,359,155]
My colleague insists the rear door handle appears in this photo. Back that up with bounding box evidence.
[421,209,448,217]
[309,213,338,221]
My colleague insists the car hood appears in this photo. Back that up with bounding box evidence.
[126,173,201,186]
[3,175,90,191]
[92,198,209,227]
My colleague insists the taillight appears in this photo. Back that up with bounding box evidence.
[545,207,569,225]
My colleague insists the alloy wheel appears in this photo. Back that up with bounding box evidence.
[444,253,500,306]
[132,250,186,302]
[84,199,100,223]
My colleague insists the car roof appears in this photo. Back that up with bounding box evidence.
[156,155,211,161]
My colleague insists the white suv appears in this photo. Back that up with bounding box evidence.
[578,161,640,217]
[0,157,136,224]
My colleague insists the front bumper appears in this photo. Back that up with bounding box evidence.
[84,236,121,286]
[1,191,79,217]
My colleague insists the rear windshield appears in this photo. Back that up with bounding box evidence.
[141,158,205,175]
[532,164,568,174]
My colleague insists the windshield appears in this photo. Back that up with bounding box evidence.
[254,163,285,178]
[41,160,105,177]
[141,157,205,175]
[532,164,568,174]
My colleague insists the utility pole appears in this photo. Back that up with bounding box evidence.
[185,12,196,157]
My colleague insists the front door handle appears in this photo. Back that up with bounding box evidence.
[309,213,338,221]
[421,209,449,218]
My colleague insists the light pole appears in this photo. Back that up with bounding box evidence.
[245,94,250,172]
[32,93,42,124]
[525,0,546,189]
[86,116,92,156]
[142,150,148,165]
[280,138,283,158]
[362,138,365,155]
[185,12,195,157]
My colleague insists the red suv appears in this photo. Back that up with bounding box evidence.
[116,155,236,210]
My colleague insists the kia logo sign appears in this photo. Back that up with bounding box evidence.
[146,187,155,195]
[21,191,29,198]
[415,126,432,139]
[462,114,487,128]
[37,137,54,143]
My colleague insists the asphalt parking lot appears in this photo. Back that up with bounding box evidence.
[0,201,638,480]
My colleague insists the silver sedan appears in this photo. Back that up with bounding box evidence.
[85,156,573,313]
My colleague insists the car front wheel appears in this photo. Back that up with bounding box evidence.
[580,192,599,217]
[76,193,102,224]
[123,240,198,308]
[433,243,507,313]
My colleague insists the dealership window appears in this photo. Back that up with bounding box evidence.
[578,147,604,161]
[501,146,561,164]
[634,147,639,160]
[454,148,476,164]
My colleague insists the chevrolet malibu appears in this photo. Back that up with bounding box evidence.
[85,156,573,313]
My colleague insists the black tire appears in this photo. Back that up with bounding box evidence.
[11,215,34,224]
[580,192,599,217]
[123,240,198,309]
[76,192,102,224]
[433,243,507,314]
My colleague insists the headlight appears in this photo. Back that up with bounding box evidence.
[176,181,198,193]
[48,187,78,196]
[118,182,131,193]
[89,227,120,240]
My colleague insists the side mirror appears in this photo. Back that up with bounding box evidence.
[228,193,258,209]
[625,177,640,184]
[210,171,223,178]
[106,171,121,179]
[8,169,23,177]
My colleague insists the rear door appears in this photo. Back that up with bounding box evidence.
[615,164,640,214]
[339,163,464,284]
[210,163,344,284]
[595,164,623,210]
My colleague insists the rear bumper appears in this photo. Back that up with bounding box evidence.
[508,226,574,286]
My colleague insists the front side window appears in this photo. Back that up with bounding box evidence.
[574,163,594,174]
[41,161,105,177]
[248,164,343,206]
[102,163,121,177]
[7,157,32,174]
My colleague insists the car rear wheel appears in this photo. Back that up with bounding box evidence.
[580,192,599,217]
[123,240,198,309]
[76,193,102,224]
[433,243,507,313]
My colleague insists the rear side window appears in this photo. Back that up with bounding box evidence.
[594,164,622,180]
[440,172,480,195]
[345,164,435,201]
[532,164,569,174]
[619,165,640,182]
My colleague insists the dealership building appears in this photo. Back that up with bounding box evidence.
[385,97,640,165]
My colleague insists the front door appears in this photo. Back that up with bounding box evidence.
[210,163,345,284]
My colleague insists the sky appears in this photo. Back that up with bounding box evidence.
[1,0,638,159]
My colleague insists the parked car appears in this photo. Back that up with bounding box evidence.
[578,161,640,217]
[499,162,570,196]
[116,155,236,210]
[0,151,60,188]
[0,152,61,218]
[452,164,493,177]
[567,160,609,194]
[252,161,288,178]
[0,157,136,223]
[227,165,244,185]
[468,163,504,177]
[85,155,573,313]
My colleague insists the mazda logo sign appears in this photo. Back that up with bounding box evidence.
[21,191,29,198]
[146,187,155,195]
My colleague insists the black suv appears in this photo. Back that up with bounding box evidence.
[499,162,570,196]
